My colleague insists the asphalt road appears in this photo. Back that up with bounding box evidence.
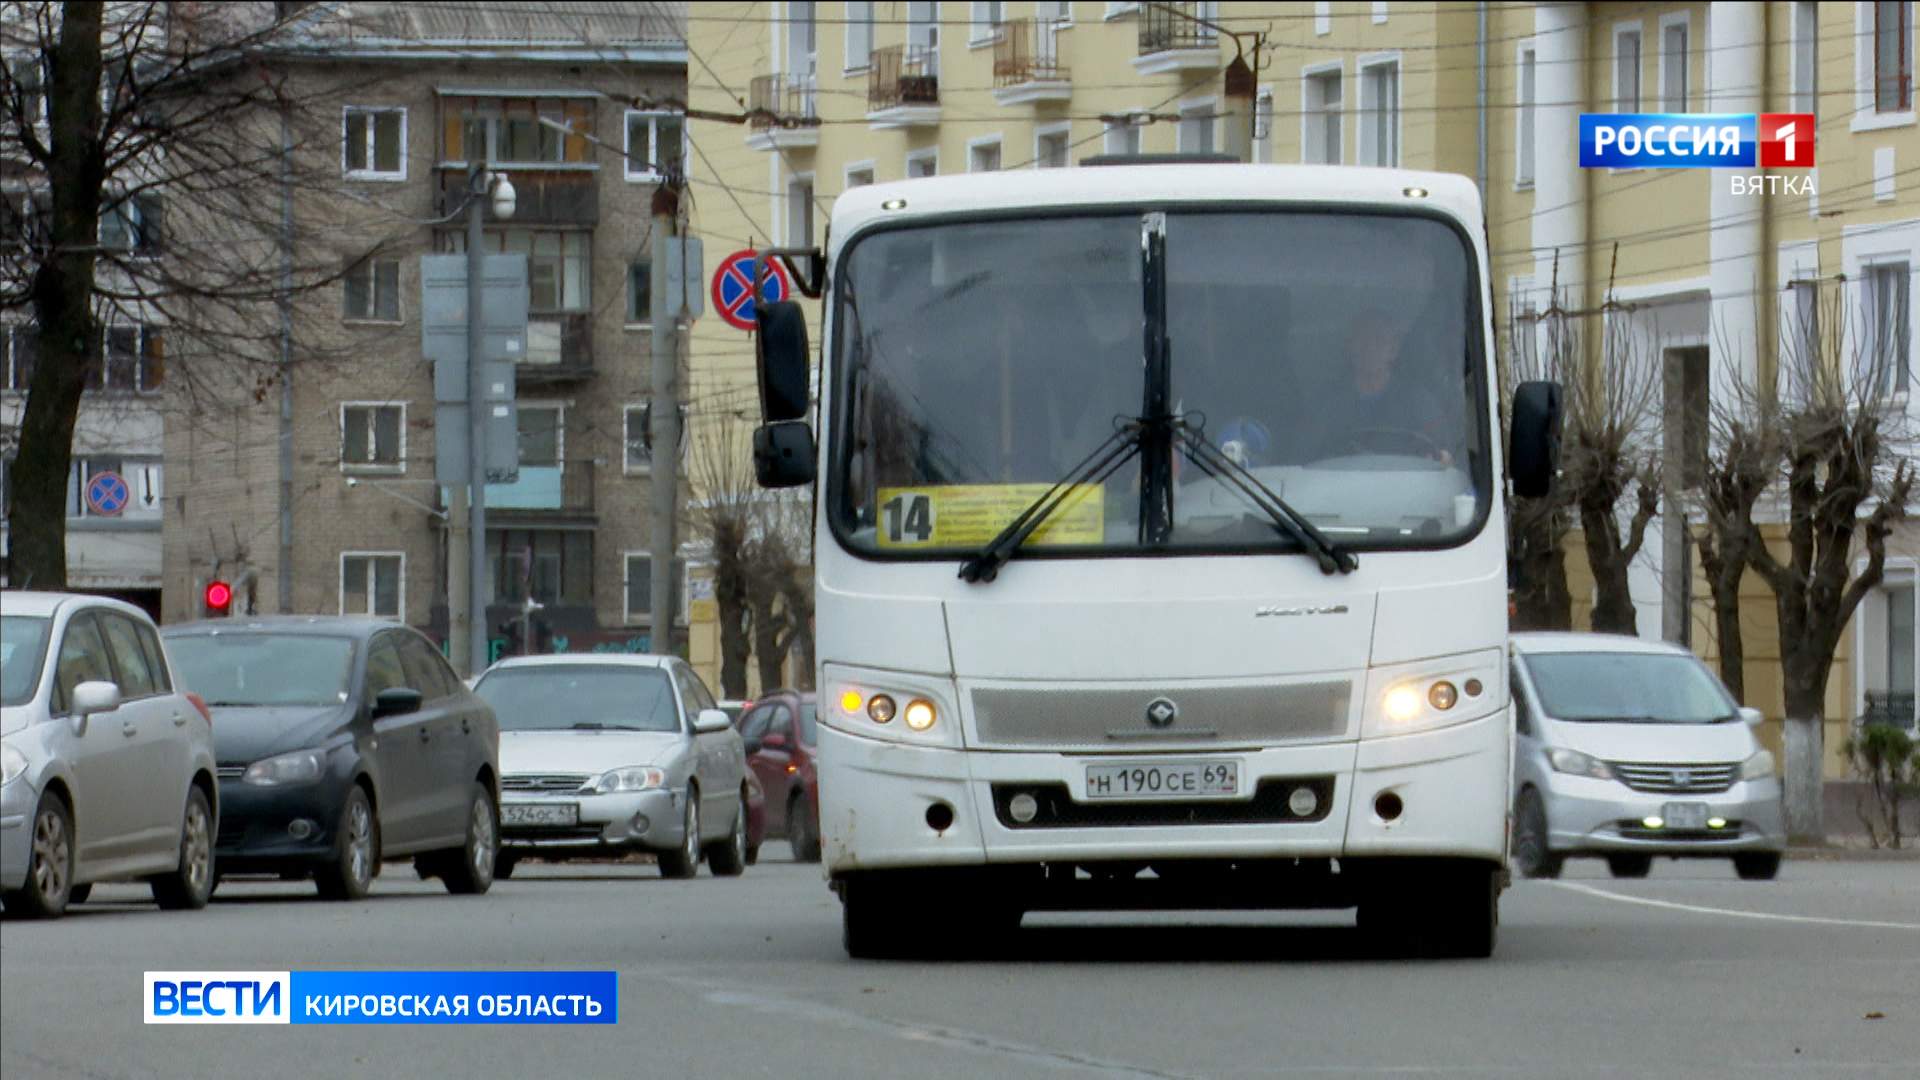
[3,849,1916,1080]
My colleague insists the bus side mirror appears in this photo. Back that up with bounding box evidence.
[757,299,811,423]
[1509,381,1562,499]
[754,421,816,488]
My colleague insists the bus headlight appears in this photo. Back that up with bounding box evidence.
[903,700,936,730]
[1361,650,1503,738]
[824,666,961,748]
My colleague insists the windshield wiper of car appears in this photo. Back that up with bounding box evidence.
[1172,421,1357,575]
[959,423,1144,584]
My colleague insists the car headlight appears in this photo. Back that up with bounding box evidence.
[1,742,27,787]
[586,767,666,794]
[1740,749,1775,781]
[1546,747,1614,781]
[242,749,325,787]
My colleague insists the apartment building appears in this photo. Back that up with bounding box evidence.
[161,3,692,665]
[688,3,1918,764]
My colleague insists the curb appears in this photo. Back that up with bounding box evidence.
[1785,844,1920,861]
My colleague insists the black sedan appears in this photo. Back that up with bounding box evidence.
[162,618,500,900]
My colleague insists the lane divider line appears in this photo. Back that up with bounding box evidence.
[1550,881,1920,931]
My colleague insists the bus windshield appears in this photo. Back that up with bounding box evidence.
[829,209,1489,558]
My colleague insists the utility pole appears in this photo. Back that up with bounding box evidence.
[1661,348,1690,645]
[466,164,491,677]
[648,181,682,655]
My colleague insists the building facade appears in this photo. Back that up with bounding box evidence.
[161,2,692,671]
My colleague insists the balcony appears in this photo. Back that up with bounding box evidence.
[747,74,820,151]
[484,459,594,515]
[434,168,597,227]
[993,19,1071,106]
[868,44,942,129]
[517,313,593,385]
[1863,691,1917,732]
[1134,2,1221,76]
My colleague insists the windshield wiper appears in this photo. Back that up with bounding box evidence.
[1173,423,1357,575]
[959,423,1144,584]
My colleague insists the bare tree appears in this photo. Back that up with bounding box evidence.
[1691,405,1778,702]
[688,406,760,698]
[1,2,390,588]
[745,490,813,693]
[1504,295,1572,632]
[1747,278,1915,841]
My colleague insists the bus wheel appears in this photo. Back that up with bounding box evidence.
[842,873,912,960]
[1359,861,1497,960]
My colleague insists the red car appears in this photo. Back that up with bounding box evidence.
[737,691,820,862]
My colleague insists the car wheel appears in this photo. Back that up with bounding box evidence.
[707,799,748,877]
[314,786,378,901]
[1512,789,1564,880]
[1733,852,1781,881]
[789,792,822,863]
[495,851,519,880]
[657,788,701,879]
[1606,854,1653,879]
[68,883,92,905]
[2,795,74,919]
[438,785,499,895]
[151,787,216,910]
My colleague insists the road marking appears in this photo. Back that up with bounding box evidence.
[1551,881,1920,931]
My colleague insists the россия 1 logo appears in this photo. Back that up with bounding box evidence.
[1580,113,1813,168]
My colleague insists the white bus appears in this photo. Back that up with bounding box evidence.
[751,163,1559,959]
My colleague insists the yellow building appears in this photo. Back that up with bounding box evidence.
[686,2,1918,773]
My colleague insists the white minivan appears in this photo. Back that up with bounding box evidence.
[1509,633,1786,881]
[2,592,218,917]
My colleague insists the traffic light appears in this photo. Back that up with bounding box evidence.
[204,580,233,617]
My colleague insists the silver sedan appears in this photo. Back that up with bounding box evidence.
[471,654,751,879]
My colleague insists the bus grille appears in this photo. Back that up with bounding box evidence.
[970,679,1350,749]
[991,778,1336,829]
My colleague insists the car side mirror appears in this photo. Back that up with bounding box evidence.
[760,731,790,750]
[69,680,121,735]
[694,708,733,734]
[1738,706,1764,727]
[373,687,424,718]
[742,736,764,754]
[756,298,811,422]
[754,420,816,488]
[1509,380,1562,499]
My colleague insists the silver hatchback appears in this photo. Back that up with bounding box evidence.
[2,592,219,917]
[1509,633,1786,881]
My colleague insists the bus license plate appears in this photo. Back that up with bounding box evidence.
[502,803,578,827]
[1084,761,1240,801]
[1662,802,1708,830]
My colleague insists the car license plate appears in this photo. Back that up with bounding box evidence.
[502,803,578,827]
[1084,761,1240,800]
[1662,801,1709,830]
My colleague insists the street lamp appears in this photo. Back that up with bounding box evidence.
[462,164,514,677]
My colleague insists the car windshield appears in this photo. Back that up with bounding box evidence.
[1522,652,1737,724]
[165,634,357,708]
[799,702,817,745]
[476,666,680,733]
[830,210,1488,557]
[1,616,51,707]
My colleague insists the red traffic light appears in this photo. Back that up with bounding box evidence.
[204,581,233,613]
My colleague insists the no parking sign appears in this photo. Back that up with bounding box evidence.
[85,471,130,516]
[710,251,791,331]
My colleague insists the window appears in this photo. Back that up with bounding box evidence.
[341,553,403,620]
[399,633,461,699]
[624,110,686,180]
[1177,100,1215,154]
[1516,46,1536,186]
[443,96,593,166]
[1036,127,1070,168]
[365,634,406,697]
[968,138,1002,172]
[1660,18,1689,113]
[1667,345,1709,487]
[66,458,162,519]
[2,323,34,392]
[1359,58,1399,166]
[1252,90,1274,163]
[1867,261,1911,394]
[1104,115,1142,156]
[1876,0,1912,113]
[343,107,405,178]
[341,403,404,470]
[52,614,114,715]
[623,402,688,472]
[343,258,400,321]
[846,1,875,70]
[1793,1,1819,118]
[1884,579,1916,726]
[906,148,938,178]
[91,325,164,393]
[491,529,592,607]
[970,1,1005,44]
[1864,571,1917,731]
[624,553,689,625]
[5,53,44,127]
[98,194,161,255]
[1303,67,1342,164]
[1615,27,1642,112]
[845,161,876,187]
[1372,1,1388,24]
[1038,1,1071,23]
[518,404,562,467]
[788,176,816,247]
[628,260,652,324]
[1789,278,1821,366]
[440,230,590,312]
[788,1,818,78]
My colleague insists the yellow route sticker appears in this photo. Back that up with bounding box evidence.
[875,485,1105,548]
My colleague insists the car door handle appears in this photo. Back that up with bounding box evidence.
[172,712,188,726]
[122,722,139,738]
[418,726,431,743]
[461,717,471,735]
